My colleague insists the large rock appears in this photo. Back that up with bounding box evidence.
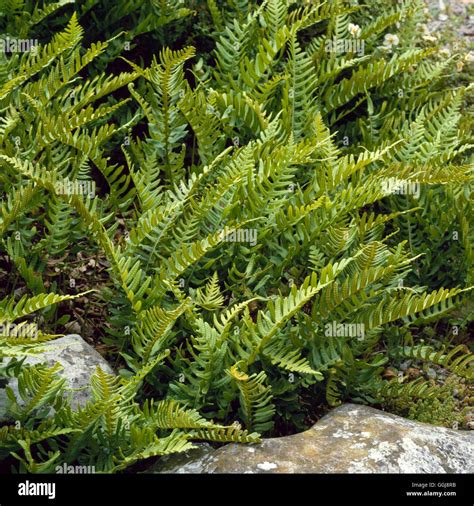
[150,404,474,473]
[0,334,114,421]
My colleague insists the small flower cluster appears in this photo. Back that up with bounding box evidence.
[382,33,400,52]
[348,23,361,38]
[347,23,400,53]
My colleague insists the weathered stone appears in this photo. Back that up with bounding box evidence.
[0,334,114,421]
[145,444,215,474]
[149,404,474,474]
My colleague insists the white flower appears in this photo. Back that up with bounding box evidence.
[422,34,437,43]
[438,13,448,21]
[348,23,361,38]
[456,61,464,72]
[465,52,474,63]
[438,48,450,58]
[383,33,400,50]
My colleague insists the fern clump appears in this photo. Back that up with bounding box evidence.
[0,0,472,472]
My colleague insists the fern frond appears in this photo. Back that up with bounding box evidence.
[229,363,275,432]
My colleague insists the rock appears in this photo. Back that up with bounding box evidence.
[145,444,215,474]
[64,321,82,335]
[399,360,412,371]
[0,334,114,421]
[149,404,474,474]
[426,367,437,379]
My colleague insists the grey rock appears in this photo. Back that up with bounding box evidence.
[0,334,114,421]
[426,367,437,379]
[400,360,412,371]
[149,404,474,474]
[145,444,215,474]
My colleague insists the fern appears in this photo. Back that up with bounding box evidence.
[0,0,472,473]
[399,345,473,380]
[229,362,275,432]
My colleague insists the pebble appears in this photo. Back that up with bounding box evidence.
[400,360,412,371]
[426,368,437,379]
